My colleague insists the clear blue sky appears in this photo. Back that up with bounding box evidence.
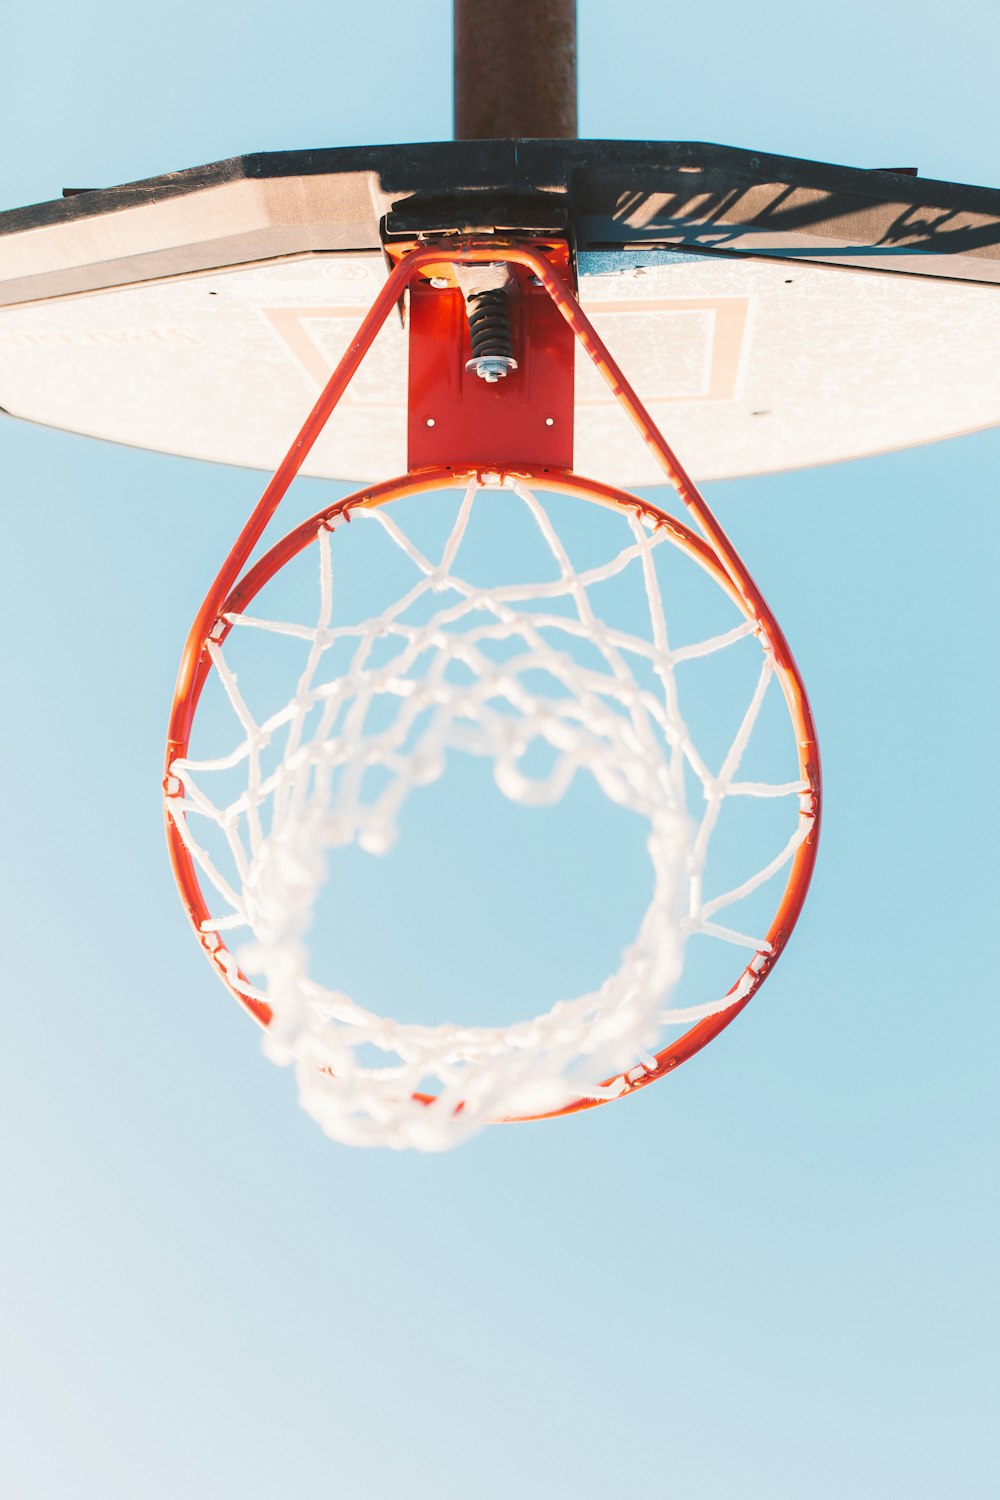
[1,4,998,1497]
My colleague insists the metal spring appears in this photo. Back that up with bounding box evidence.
[466,289,514,361]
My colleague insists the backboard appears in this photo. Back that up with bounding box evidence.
[2,140,999,485]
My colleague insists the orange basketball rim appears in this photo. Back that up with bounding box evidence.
[163,237,821,1131]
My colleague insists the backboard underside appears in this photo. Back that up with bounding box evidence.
[2,140,999,484]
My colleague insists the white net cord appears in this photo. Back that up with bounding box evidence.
[167,474,812,1149]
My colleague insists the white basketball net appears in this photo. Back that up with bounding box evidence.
[167,474,812,1149]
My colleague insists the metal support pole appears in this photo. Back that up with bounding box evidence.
[454,0,577,140]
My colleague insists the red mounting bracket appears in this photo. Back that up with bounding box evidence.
[388,238,576,472]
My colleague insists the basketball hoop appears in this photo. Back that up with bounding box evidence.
[163,239,820,1149]
[8,8,1000,1154]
